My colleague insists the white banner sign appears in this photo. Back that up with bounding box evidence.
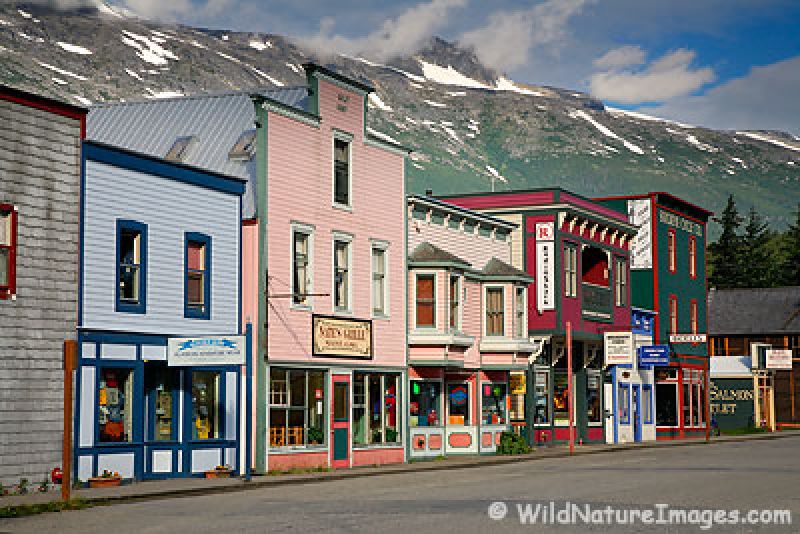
[168,335,246,366]
[669,333,707,344]
[535,222,555,313]
[627,199,652,269]
[766,349,793,370]
[604,332,634,366]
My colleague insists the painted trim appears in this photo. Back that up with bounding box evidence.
[115,219,147,315]
[370,240,390,319]
[0,85,87,122]
[261,99,320,128]
[412,270,438,330]
[688,235,697,280]
[332,235,353,314]
[667,228,677,274]
[290,222,315,311]
[184,232,212,320]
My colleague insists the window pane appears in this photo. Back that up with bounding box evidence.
[353,374,367,445]
[0,213,8,245]
[416,275,435,327]
[290,371,305,407]
[98,368,134,443]
[656,382,678,426]
[534,370,549,424]
[0,248,7,286]
[146,365,175,441]
[270,369,287,405]
[586,371,601,423]
[119,265,140,302]
[481,383,507,424]
[334,139,349,205]
[307,371,325,444]
[187,242,205,271]
[270,408,287,447]
[293,233,309,305]
[120,231,139,265]
[369,376,382,443]
[449,276,459,329]
[410,381,440,427]
[447,383,469,425]
[643,387,652,424]
[372,248,385,314]
[187,272,204,305]
[288,409,305,445]
[618,385,629,424]
[487,288,504,336]
[384,375,399,443]
[334,241,349,309]
[192,371,220,440]
[553,372,569,424]
[333,382,348,421]
[509,372,526,421]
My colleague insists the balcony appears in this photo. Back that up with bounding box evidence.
[582,282,612,321]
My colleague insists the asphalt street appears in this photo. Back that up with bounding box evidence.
[2,436,798,533]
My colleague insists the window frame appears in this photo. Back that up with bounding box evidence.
[484,285,505,337]
[371,241,389,318]
[189,369,224,441]
[618,382,631,425]
[669,294,678,334]
[96,363,138,445]
[514,285,527,338]
[269,368,327,449]
[614,257,627,307]
[564,243,578,298]
[667,228,677,274]
[449,274,461,331]
[414,272,437,329]
[688,235,697,279]
[332,131,353,210]
[352,372,401,446]
[115,219,147,314]
[332,234,353,313]
[480,381,508,425]
[291,223,314,310]
[184,232,212,320]
[642,384,653,424]
[0,204,17,300]
[690,299,698,335]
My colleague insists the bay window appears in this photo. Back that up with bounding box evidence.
[0,205,16,298]
[486,287,504,336]
[269,369,326,447]
[415,274,435,328]
[515,286,526,338]
[353,372,400,445]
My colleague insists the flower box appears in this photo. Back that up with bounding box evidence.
[204,468,233,479]
[88,476,122,488]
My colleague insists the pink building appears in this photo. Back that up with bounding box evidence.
[246,65,408,471]
[406,195,536,458]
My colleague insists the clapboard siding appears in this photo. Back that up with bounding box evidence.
[0,98,81,484]
[82,159,240,336]
[407,215,512,270]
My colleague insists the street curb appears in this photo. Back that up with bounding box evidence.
[73,430,800,507]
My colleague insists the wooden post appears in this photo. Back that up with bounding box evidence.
[567,322,574,455]
[62,340,77,502]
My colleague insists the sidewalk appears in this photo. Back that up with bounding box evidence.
[3,430,798,511]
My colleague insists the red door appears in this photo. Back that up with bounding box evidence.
[331,374,350,468]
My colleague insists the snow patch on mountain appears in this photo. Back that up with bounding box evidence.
[736,131,800,152]
[57,42,92,55]
[36,60,87,81]
[495,76,543,96]
[569,109,644,155]
[145,88,184,99]
[366,126,399,145]
[607,107,695,129]
[686,134,719,153]
[486,165,508,183]
[418,60,491,89]
[368,93,393,112]
[121,30,178,66]
[249,40,272,51]
[125,68,142,81]
[72,94,91,106]
[424,99,446,108]
[52,77,67,85]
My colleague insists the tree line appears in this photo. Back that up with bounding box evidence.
[708,195,800,289]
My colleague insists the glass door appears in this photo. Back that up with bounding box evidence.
[331,375,350,468]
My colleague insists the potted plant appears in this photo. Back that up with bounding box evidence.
[204,464,233,479]
[88,470,122,488]
[307,427,324,445]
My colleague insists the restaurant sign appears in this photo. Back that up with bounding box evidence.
[669,333,707,344]
[312,315,372,359]
[168,336,245,366]
[535,222,555,313]
[766,349,793,370]
[604,332,634,366]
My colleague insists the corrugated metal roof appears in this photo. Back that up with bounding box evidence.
[87,86,309,219]
[709,286,800,335]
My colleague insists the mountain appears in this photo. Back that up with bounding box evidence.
[1,2,798,233]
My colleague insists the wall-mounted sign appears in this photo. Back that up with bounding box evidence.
[710,378,755,430]
[604,332,634,366]
[766,349,793,370]
[535,222,555,313]
[167,336,245,366]
[450,385,468,406]
[669,333,707,344]
[637,345,670,367]
[312,315,372,359]
[627,199,652,269]
[658,209,704,237]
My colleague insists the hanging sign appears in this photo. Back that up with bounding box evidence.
[312,315,372,358]
[669,333,707,344]
[637,345,670,367]
[535,222,555,313]
[167,335,245,366]
[604,332,634,366]
[627,199,652,269]
[766,349,793,370]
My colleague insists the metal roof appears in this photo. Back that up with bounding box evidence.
[87,87,309,219]
[708,286,800,335]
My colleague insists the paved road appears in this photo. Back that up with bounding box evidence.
[3,437,799,533]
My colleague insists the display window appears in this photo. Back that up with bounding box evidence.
[447,383,470,425]
[410,381,441,427]
[509,372,526,421]
[655,367,679,427]
[618,383,630,424]
[352,372,400,445]
[192,371,220,440]
[146,365,176,441]
[643,385,653,424]
[586,371,602,423]
[481,382,508,425]
[683,368,706,428]
[533,369,550,424]
[553,371,570,425]
[269,369,326,447]
[98,368,135,443]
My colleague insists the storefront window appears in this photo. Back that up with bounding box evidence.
[683,369,706,428]
[481,383,507,424]
[533,370,550,424]
[587,371,601,423]
[618,383,630,424]
[146,365,175,441]
[98,368,134,443]
[643,385,653,424]
[553,371,570,425]
[509,372,526,421]
[410,381,441,427]
[270,369,326,447]
[353,373,399,445]
[447,383,469,425]
[192,371,220,440]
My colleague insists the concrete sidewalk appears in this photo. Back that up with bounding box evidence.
[3,430,797,510]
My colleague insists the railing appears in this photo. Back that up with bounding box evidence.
[582,282,612,320]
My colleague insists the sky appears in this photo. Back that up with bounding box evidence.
[98,0,800,134]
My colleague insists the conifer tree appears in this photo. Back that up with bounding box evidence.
[782,204,800,286]
[709,194,744,289]
[741,206,771,287]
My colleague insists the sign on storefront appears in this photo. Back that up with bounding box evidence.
[710,378,755,430]
[637,345,670,367]
[669,333,707,344]
[167,335,246,366]
[535,222,555,313]
[627,199,652,269]
[766,349,793,370]
[604,332,633,366]
[312,315,372,359]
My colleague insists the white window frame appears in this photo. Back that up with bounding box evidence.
[370,239,390,319]
[483,284,506,338]
[564,244,577,298]
[291,222,315,310]
[615,257,627,307]
[332,232,353,314]
[332,130,354,211]
[448,273,462,332]
[412,270,438,330]
[514,285,527,339]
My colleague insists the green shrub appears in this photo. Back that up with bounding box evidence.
[496,431,531,455]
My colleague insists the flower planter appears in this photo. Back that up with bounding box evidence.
[204,469,233,479]
[88,476,122,488]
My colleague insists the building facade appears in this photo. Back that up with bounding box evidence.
[441,189,636,446]
[74,142,246,481]
[596,193,712,440]
[0,86,85,485]
[406,195,535,458]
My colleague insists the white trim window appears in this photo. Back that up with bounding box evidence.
[371,244,389,317]
[514,286,526,338]
[414,272,436,329]
[292,225,313,308]
[485,286,505,337]
[333,237,351,312]
[564,244,577,298]
[614,257,627,307]
[449,274,461,331]
[333,134,352,208]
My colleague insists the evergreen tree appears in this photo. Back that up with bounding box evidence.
[741,206,772,287]
[709,194,744,289]
[782,204,800,286]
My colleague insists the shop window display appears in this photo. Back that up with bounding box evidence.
[99,368,134,442]
[509,372,526,421]
[533,370,550,424]
[481,383,507,425]
[655,367,679,427]
[586,371,602,423]
[269,369,326,447]
[146,366,175,441]
[447,383,470,425]
[192,371,220,440]
[410,381,441,427]
[353,373,400,445]
[553,371,570,425]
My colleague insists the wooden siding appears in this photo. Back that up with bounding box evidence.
[82,160,240,335]
[0,99,81,484]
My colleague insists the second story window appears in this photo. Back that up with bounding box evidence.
[372,246,387,316]
[449,275,460,330]
[333,239,350,311]
[486,287,504,336]
[415,274,435,328]
[668,229,677,273]
[669,295,678,334]
[564,244,577,298]
[116,220,147,314]
[185,233,211,319]
[615,258,627,307]
[515,286,526,338]
[0,205,16,299]
[688,236,697,279]
[333,138,350,207]
[293,230,311,306]
[690,299,698,334]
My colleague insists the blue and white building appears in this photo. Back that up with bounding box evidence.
[74,141,248,482]
[605,308,660,444]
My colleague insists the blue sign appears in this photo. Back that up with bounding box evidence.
[638,345,670,367]
[450,386,468,406]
